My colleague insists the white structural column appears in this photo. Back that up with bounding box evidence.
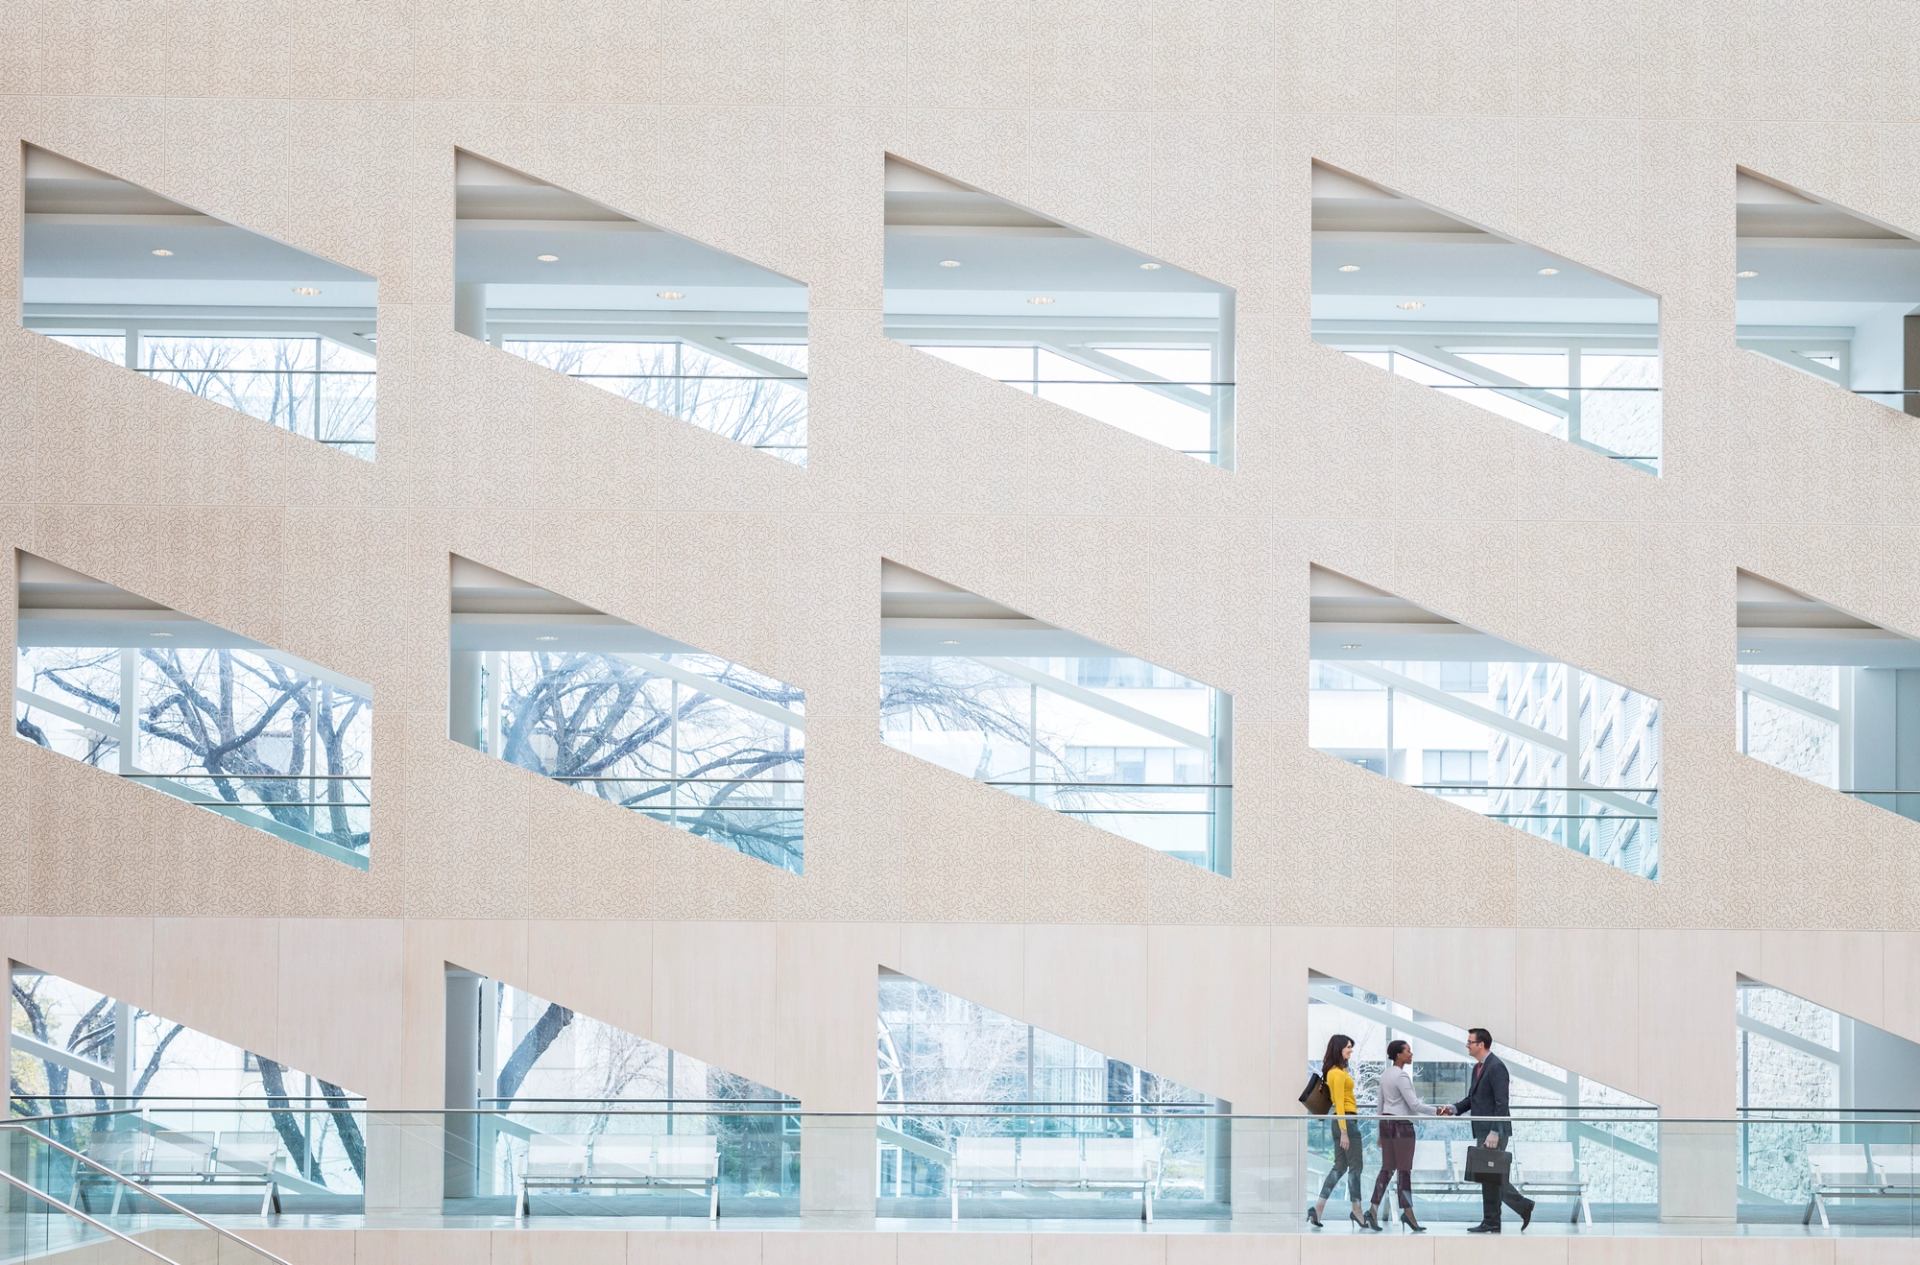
[443,970,481,1200]
[454,284,488,342]
[448,652,484,751]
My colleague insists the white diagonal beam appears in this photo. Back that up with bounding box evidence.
[1309,986,1574,1098]
[1335,660,1654,819]
[1737,669,1841,725]
[610,652,805,731]
[681,334,809,391]
[970,656,1210,750]
[1035,341,1213,412]
[1389,341,1570,418]
[14,689,117,738]
[11,1031,116,1083]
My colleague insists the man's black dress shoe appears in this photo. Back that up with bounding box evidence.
[1468,1223,1501,1234]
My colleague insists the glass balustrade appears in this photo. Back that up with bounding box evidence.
[14,643,374,869]
[502,341,808,460]
[32,331,378,462]
[7,1101,1919,1231]
[1,1114,295,1261]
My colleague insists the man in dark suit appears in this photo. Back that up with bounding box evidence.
[1447,1027,1536,1233]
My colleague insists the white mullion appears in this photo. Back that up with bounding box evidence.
[117,648,137,774]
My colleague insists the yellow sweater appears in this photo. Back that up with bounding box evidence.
[1327,1065,1358,1128]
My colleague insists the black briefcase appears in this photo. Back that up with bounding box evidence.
[1463,1144,1513,1179]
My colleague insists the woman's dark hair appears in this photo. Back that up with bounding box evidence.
[1386,1039,1410,1062]
[1322,1033,1354,1074]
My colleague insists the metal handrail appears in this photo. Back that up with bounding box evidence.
[548,776,800,784]
[569,372,807,382]
[19,1106,1919,1124]
[0,1123,294,1265]
[990,775,1228,787]
[120,774,369,782]
[1409,783,1656,793]
[0,1168,179,1263]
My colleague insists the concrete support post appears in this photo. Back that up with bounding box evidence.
[1228,1116,1306,1228]
[1658,1121,1739,1223]
[799,1118,875,1217]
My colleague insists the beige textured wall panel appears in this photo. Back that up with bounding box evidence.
[651,921,784,1092]
[1885,934,1920,1044]
[1754,931,1888,1028]
[21,916,154,1000]
[278,918,404,1100]
[1,2,1916,1181]
[151,917,281,1059]
[1514,929,1642,1099]
[1023,923,1150,1069]
[1145,923,1273,1109]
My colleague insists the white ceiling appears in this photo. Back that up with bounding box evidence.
[20,146,1920,334]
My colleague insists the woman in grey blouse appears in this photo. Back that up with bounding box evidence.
[1369,1039,1439,1232]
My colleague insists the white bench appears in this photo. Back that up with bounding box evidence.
[517,1132,720,1218]
[1803,1142,1916,1227]
[949,1135,1162,1221]
[83,1129,285,1215]
[1404,1138,1590,1224]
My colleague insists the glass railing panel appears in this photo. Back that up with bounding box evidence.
[880,649,1230,874]
[1739,1113,1919,1230]
[906,345,1230,463]
[478,647,805,873]
[21,143,380,466]
[8,1100,367,1219]
[503,338,808,462]
[470,1101,801,1217]
[1310,656,1661,879]
[878,1104,1229,1221]
[14,637,374,869]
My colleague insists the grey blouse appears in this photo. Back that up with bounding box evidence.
[1378,1064,1439,1119]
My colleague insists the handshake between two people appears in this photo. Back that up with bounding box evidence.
[1433,1105,1502,1148]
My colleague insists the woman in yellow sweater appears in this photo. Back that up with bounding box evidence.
[1308,1033,1376,1230]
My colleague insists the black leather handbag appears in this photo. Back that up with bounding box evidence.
[1298,1071,1332,1115]
[1464,1144,1513,1178]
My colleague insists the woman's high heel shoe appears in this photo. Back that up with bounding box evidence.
[1363,1208,1383,1232]
[1350,1209,1366,1229]
[1306,1205,1324,1229]
[1401,1208,1427,1233]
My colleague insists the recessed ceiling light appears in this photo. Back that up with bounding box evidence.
[938,259,962,268]
[1138,262,1162,271]
[1338,264,1361,273]
[1027,296,1056,305]
[1396,300,1424,311]
[1737,270,1759,279]
[1741,647,1761,655]
[657,290,686,300]
[150,630,173,638]
[939,639,959,646]
[536,254,559,263]
[291,286,322,296]
[534,635,559,643]
[1537,267,1560,276]
[150,248,173,257]
[1341,643,1362,650]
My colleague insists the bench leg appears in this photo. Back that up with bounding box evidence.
[516,1178,530,1219]
[951,1181,960,1221]
[1814,1192,1829,1229]
[709,1178,720,1221]
[1141,1182,1153,1224]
